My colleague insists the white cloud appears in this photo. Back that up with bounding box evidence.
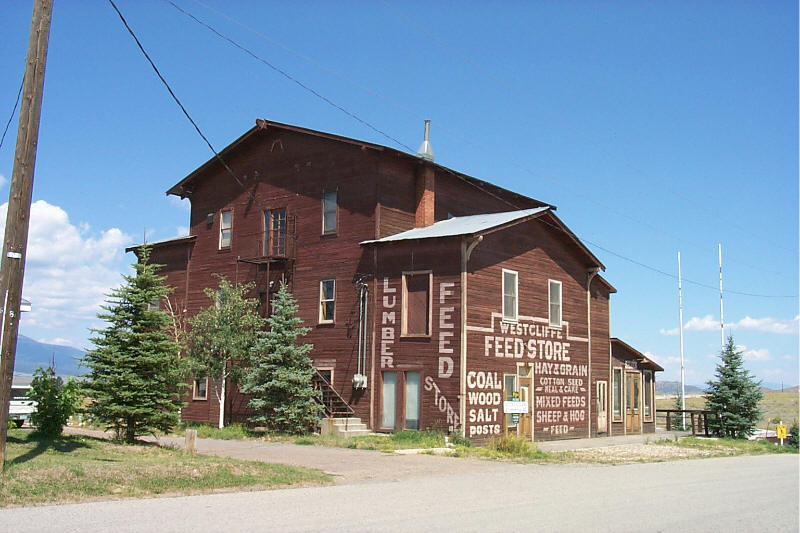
[168,196,190,211]
[783,354,794,361]
[0,200,132,336]
[644,351,683,368]
[176,226,189,237]
[660,314,799,335]
[37,337,77,347]
[0,174,7,188]
[743,348,771,361]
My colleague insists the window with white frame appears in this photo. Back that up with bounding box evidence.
[643,370,653,421]
[193,377,208,400]
[219,210,232,249]
[548,279,562,328]
[502,269,518,321]
[322,190,337,234]
[612,367,623,421]
[319,279,335,323]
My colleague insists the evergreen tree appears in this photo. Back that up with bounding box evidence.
[186,277,264,429]
[81,247,188,443]
[705,336,763,438]
[241,281,321,434]
[672,385,686,431]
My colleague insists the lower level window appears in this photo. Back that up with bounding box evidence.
[193,377,208,400]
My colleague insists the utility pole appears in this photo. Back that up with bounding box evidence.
[677,251,686,431]
[0,0,54,469]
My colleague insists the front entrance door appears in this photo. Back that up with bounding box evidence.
[517,377,532,439]
[625,372,641,433]
[596,381,608,433]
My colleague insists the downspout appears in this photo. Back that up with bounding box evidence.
[459,235,483,437]
[586,267,600,438]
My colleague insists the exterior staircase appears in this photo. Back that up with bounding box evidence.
[312,370,369,437]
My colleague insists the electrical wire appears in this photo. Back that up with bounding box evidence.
[0,77,24,151]
[116,0,796,299]
[173,0,790,279]
[166,0,414,153]
[379,0,795,255]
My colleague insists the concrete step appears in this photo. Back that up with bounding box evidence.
[320,417,370,437]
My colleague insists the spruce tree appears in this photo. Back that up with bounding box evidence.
[186,277,264,429]
[81,247,187,443]
[705,336,763,438]
[241,281,321,434]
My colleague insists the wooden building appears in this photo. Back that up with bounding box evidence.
[610,338,664,435]
[135,118,660,442]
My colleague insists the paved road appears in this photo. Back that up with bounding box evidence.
[3,453,797,532]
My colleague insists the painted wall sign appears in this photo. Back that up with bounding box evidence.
[380,277,395,368]
[466,312,590,440]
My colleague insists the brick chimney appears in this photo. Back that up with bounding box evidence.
[415,164,435,227]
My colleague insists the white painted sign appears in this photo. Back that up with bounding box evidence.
[504,401,529,414]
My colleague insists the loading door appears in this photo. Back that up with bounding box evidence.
[596,380,608,433]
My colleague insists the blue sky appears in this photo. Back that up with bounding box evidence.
[1,1,797,387]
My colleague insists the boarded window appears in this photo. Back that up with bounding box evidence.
[548,279,562,328]
[322,190,337,234]
[403,272,431,335]
[502,270,517,321]
[612,368,622,421]
[405,372,420,430]
[319,279,335,323]
[381,372,397,429]
[219,210,232,249]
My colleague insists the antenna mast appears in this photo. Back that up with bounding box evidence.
[718,243,724,350]
[678,251,686,430]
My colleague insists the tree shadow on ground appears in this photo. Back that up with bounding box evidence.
[8,434,91,466]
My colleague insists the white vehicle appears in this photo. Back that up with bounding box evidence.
[9,386,36,427]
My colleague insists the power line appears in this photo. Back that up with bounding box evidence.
[119,1,795,299]
[107,0,246,191]
[379,0,796,255]
[534,215,796,299]
[165,0,414,153]
[173,0,789,279]
[0,77,24,151]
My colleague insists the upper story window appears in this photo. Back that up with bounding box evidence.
[265,209,287,256]
[548,279,562,328]
[319,279,335,323]
[402,271,432,336]
[219,210,232,249]
[502,269,518,321]
[322,190,337,234]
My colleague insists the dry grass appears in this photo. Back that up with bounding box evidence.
[1,429,331,507]
[656,389,799,429]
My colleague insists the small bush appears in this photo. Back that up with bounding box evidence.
[449,432,472,447]
[28,366,80,437]
[788,423,799,449]
[486,434,536,455]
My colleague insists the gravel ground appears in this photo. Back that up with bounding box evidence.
[569,442,726,462]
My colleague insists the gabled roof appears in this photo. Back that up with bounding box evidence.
[361,207,550,244]
[165,119,551,211]
[361,207,606,272]
[611,338,664,371]
[125,235,196,254]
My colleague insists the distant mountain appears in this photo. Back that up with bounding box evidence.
[656,380,705,395]
[11,335,84,376]
[760,381,798,392]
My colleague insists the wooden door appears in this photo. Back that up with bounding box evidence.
[625,372,641,433]
[517,377,532,439]
[596,381,608,433]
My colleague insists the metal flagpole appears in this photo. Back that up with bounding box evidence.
[719,243,724,351]
[678,252,686,430]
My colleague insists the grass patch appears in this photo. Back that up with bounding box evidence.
[656,390,799,429]
[292,430,447,452]
[450,435,567,463]
[175,422,254,440]
[1,429,331,507]
[654,436,799,456]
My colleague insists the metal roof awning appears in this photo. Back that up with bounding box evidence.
[360,207,550,244]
